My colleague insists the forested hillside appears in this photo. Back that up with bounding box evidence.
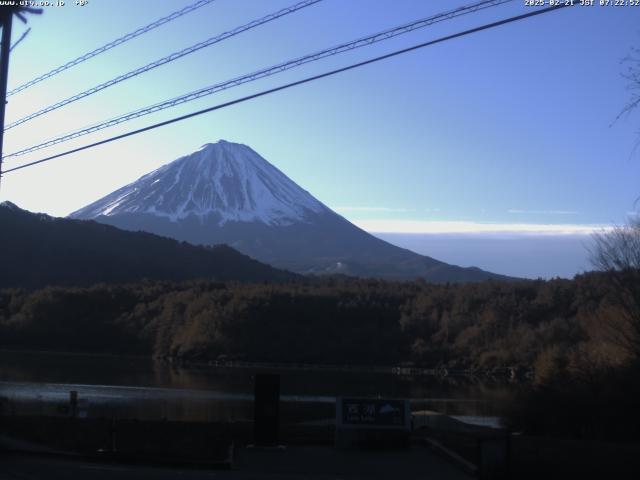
[0,202,297,288]
[0,271,633,371]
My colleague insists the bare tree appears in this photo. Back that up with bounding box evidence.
[615,45,640,157]
[617,46,640,123]
[590,218,640,271]
[589,219,640,360]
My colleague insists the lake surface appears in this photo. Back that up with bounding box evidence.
[0,350,515,426]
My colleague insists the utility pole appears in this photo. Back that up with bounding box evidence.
[0,10,13,188]
[0,6,41,188]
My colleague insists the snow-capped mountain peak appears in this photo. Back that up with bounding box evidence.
[70,140,328,225]
[68,140,509,282]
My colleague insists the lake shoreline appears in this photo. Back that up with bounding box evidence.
[0,348,532,379]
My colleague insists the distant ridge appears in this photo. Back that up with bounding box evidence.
[0,202,298,289]
[70,140,514,283]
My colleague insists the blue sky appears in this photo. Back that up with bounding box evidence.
[1,0,639,277]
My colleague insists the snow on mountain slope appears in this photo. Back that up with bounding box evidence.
[69,140,513,282]
[70,140,328,225]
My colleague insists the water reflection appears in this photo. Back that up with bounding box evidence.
[0,350,517,424]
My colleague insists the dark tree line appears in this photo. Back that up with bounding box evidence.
[0,271,632,371]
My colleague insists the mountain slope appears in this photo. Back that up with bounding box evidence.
[72,140,327,225]
[0,202,298,289]
[70,140,512,283]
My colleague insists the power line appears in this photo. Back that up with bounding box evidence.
[6,0,217,97]
[5,0,322,131]
[10,27,30,52]
[5,0,506,135]
[2,3,573,176]
[4,0,514,159]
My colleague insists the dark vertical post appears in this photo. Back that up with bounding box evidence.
[69,390,78,418]
[253,374,280,446]
[0,12,13,186]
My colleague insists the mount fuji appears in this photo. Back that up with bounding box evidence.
[70,140,509,282]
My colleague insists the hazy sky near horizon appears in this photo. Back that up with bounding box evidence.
[0,0,639,277]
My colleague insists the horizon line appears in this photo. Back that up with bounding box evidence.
[354,219,613,235]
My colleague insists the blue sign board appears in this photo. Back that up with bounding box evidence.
[337,397,410,430]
